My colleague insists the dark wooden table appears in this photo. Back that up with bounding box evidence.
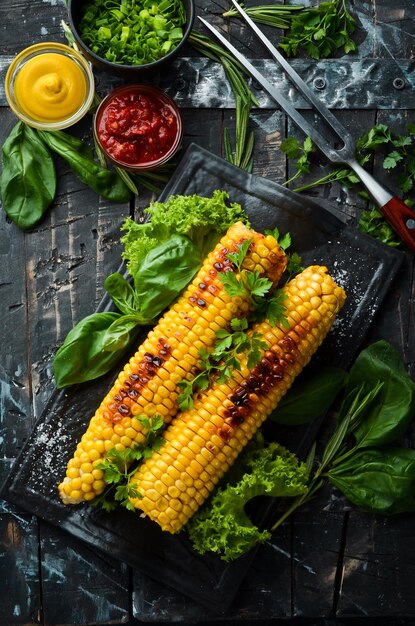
[1,0,415,624]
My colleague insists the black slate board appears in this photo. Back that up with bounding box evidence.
[1,144,403,614]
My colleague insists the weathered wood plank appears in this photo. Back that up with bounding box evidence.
[0,107,42,625]
[291,511,345,618]
[0,109,34,477]
[0,0,66,52]
[0,513,41,625]
[40,523,129,625]
[19,109,132,623]
[132,523,292,621]
[337,512,415,617]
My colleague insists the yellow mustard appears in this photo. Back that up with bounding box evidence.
[14,52,87,123]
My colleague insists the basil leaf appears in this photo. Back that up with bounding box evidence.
[102,314,141,351]
[328,447,415,515]
[1,122,57,229]
[53,312,129,387]
[133,234,203,321]
[37,130,131,203]
[104,273,137,315]
[269,366,348,425]
[346,341,415,447]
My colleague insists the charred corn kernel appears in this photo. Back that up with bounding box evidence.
[129,266,346,533]
[58,222,287,505]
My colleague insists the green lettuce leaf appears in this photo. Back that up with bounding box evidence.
[187,442,308,561]
[121,190,248,277]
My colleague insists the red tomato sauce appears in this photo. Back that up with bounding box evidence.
[96,87,180,166]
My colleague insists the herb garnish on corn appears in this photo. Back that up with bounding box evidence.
[128,266,346,533]
[58,222,287,504]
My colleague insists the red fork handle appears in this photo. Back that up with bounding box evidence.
[348,160,415,252]
[380,196,415,253]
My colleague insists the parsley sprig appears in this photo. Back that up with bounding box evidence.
[177,318,268,411]
[264,226,304,282]
[219,237,293,325]
[280,136,313,187]
[279,0,357,60]
[280,123,415,248]
[93,414,165,512]
[219,238,273,302]
[177,233,300,411]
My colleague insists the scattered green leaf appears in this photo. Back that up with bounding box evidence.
[187,442,308,561]
[93,414,165,512]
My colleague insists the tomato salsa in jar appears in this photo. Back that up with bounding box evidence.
[94,84,182,170]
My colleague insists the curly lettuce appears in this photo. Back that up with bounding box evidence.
[121,190,248,277]
[187,442,308,562]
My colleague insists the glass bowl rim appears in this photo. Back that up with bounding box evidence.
[94,84,183,171]
[5,41,95,131]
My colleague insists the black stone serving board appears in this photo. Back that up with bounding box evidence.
[0,144,403,614]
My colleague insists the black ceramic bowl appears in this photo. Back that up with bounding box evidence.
[68,0,195,78]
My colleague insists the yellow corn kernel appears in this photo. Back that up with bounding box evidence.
[58,222,287,505]
[129,266,346,533]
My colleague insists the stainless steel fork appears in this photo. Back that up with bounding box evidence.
[199,0,415,252]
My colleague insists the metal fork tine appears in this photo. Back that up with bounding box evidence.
[229,0,354,153]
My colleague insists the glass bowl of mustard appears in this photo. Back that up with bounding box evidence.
[5,42,95,130]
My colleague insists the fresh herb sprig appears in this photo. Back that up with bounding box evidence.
[280,124,415,247]
[280,136,359,193]
[189,31,258,108]
[177,317,268,410]
[358,208,402,248]
[271,341,415,530]
[224,0,357,59]
[224,95,255,171]
[264,226,304,281]
[93,414,165,512]
[223,3,304,29]
[219,238,291,325]
[279,0,357,59]
[280,136,313,187]
[219,238,273,302]
[189,30,258,171]
[356,123,415,197]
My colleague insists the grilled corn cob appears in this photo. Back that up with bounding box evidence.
[58,221,287,504]
[129,265,346,533]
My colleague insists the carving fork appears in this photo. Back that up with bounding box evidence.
[199,0,415,252]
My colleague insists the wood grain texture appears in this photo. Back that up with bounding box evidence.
[0,513,41,624]
[132,523,292,621]
[292,511,345,618]
[0,110,42,625]
[1,0,415,623]
[40,523,129,625]
[337,512,415,617]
